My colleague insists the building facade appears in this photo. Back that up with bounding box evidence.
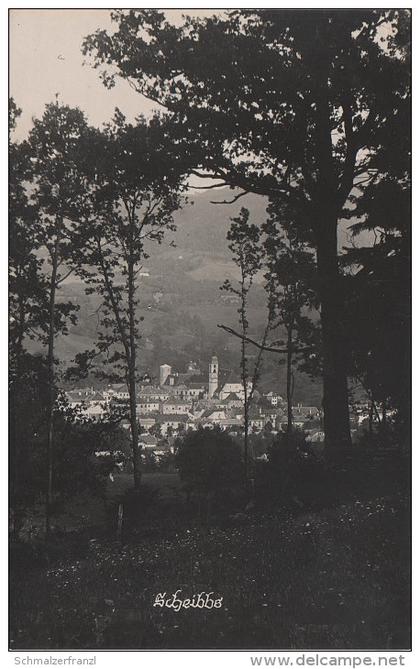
[208,355,219,399]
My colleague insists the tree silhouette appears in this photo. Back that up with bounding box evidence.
[25,102,89,534]
[262,212,318,436]
[220,207,269,482]
[84,9,410,451]
[70,111,186,489]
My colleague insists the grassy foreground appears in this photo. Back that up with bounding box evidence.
[10,486,410,650]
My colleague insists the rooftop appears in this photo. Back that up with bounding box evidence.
[139,434,158,445]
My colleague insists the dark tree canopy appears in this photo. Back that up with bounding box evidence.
[176,426,244,496]
[68,110,188,489]
[83,9,410,212]
[83,9,410,450]
[9,99,47,371]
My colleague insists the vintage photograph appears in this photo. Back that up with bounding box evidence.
[9,8,411,650]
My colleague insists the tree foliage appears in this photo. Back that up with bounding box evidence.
[83,9,410,450]
[69,111,187,488]
[220,207,268,479]
[263,209,319,431]
[9,99,46,375]
[9,353,117,537]
[176,426,244,499]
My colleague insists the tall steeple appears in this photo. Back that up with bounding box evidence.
[208,355,219,399]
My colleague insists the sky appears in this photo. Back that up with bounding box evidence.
[9,9,214,141]
[8,8,392,223]
[9,8,222,192]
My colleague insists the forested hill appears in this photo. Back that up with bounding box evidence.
[37,190,367,405]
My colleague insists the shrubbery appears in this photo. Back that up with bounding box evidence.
[10,383,124,540]
[175,426,245,514]
[256,428,331,509]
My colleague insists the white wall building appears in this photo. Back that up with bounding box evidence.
[159,364,172,387]
[219,382,252,401]
[136,400,161,414]
[162,399,192,415]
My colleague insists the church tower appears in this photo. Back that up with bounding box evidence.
[208,355,219,399]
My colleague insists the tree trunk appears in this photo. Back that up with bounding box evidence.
[10,297,26,540]
[310,67,352,453]
[316,215,352,452]
[286,326,294,438]
[241,329,250,485]
[10,380,22,540]
[243,404,249,482]
[368,401,374,435]
[127,244,141,490]
[238,270,250,486]
[95,230,141,488]
[128,362,141,489]
[381,400,387,425]
[45,242,59,536]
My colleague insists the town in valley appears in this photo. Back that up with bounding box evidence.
[64,354,371,466]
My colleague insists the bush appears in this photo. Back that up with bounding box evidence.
[10,400,124,540]
[258,428,331,509]
[108,484,160,536]
[355,421,403,451]
[260,426,410,510]
[175,426,244,511]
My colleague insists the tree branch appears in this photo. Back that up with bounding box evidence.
[56,267,75,286]
[210,189,250,205]
[337,97,358,208]
[217,324,315,354]
[188,181,228,191]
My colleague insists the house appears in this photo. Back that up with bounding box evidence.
[86,392,108,415]
[138,386,172,402]
[139,434,158,450]
[186,361,201,375]
[65,390,87,409]
[249,415,265,432]
[266,410,279,425]
[172,383,190,399]
[183,382,206,399]
[292,405,320,419]
[202,408,227,423]
[136,400,161,414]
[218,382,252,401]
[306,429,325,443]
[160,414,190,435]
[280,417,306,430]
[264,391,284,407]
[65,388,104,408]
[161,398,192,415]
[159,363,172,386]
[221,392,243,409]
[65,390,108,421]
[164,373,179,387]
[218,417,243,431]
[138,415,157,430]
[106,383,130,400]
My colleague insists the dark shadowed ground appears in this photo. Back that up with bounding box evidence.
[10,465,410,650]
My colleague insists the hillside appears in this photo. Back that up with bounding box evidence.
[31,190,370,405]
